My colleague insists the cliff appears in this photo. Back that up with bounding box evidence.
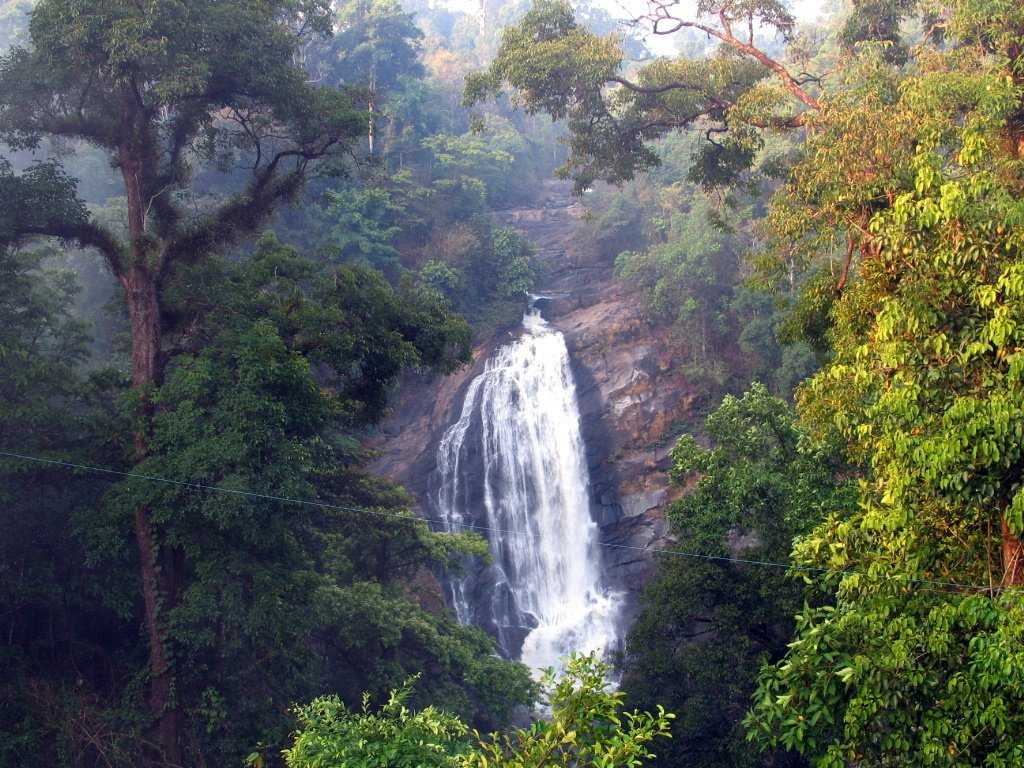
[368,180,698,630]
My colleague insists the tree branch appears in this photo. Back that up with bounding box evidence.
[608,76,703,95]
[835,236,856,292]
[163,139,340,268]
[18,219,126,276]
[640,1,822,111]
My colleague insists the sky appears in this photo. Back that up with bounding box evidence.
[597,0,838,55]
[442,0,838,55]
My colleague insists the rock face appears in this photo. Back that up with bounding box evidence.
[368,180,697,640]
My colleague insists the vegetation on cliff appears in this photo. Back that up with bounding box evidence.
[4,0,1024,765]
[472,0,1024,764]
[0,0,550,763]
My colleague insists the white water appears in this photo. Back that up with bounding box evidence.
[435,307,621,675]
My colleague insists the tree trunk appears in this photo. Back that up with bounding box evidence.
[368,95,376,155]
[123,265,182,766]
[121,138,183,764]
[368,64,377,155]
[125,267,161,389]
[1001,516,1024,587]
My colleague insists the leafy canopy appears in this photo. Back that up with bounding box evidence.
[747,2,1024,765]
[622,384,853,768]
[0,0,365,275]
[464,0,813,191]
[284,681,470,768]
[286,654,674,768]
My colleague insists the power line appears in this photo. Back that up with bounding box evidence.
[0,449,990,592]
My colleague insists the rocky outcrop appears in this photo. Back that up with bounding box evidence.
[368,179,698,630]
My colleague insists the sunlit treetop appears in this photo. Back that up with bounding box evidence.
[747,3,1024,762]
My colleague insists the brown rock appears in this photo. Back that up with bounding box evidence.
[369,179,698,630]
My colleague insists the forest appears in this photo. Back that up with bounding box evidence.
[1,0,1023,766]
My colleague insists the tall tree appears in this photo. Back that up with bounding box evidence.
[463,0,820,192]
[622,385,853,768]
[0,2,364,761]
[308,0,425,154]
[746,2,1024,763]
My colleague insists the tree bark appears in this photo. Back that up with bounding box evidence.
[121,138,182,765]
[125,268,161,389]
[123,265,181,766]
[1001,516,1024,587]
[368,95,375,155]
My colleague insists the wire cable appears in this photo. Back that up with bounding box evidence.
[0,448,991,592]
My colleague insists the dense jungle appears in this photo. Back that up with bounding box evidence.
[2,0,1024,766]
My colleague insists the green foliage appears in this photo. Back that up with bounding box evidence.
[774,268,836,361]
[310,0,424,93]
[747,3,1024,764]
[168,233,472,423]
[320,186,406,269]
[464,0,803,191]
[622,385,852,768]
[96,235,519,762]
[581,190,643,262]
[423,131,515,204]
[615,195,737,374]
[0,158,90,245]
[467,655,673,768]
[0,231,528,765]
[482,226,537,300]
[285,681,470,768]
[420,258,464,299]
[0,245,136,766]
[0,246,92,419]
[464,0,651,191]
[0,0,367,277]
[838,0,922,65]
[286,655,673,768]
[414,222,537,329]
[669,383,851,549]
[0,0,566,764]
[609,176,813,393]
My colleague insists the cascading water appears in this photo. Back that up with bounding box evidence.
[434,303,621,675]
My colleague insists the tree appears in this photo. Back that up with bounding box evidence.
[319,185,406,269]
[309,0,425,154]
[285,654,674,768]
[0,242,131,767]
[423,131,515,204]
[616,195,739,376]
[0,2,365,760]
[837,0,922,65]
[746,2,1024,764]
[463,0,820,192]
[621,385,853,768]
[605,155,813,392]
[284,681,471,768]
[70,234,528,765]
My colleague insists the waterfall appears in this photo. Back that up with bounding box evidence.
[434,305,621,675]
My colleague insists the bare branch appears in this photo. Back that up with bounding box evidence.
[607,76,703,95]
[163,137,341,268]
[835,236,855,292]
[640,0,822,111]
